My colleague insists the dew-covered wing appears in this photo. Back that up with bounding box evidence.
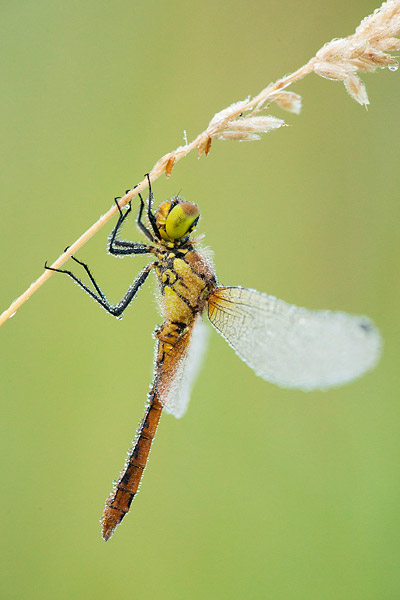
[155,316,209,418]
[207,286,381,390]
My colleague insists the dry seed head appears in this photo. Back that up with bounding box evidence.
[165,156,175,177]
[375,36,400,51]
[219,116,285,141]
[344,75,370,105]
[208,99,250,133]
[313,62,351,81]
[152,152,173,175]
[197,135,212,158]
[312,0,400,105]
[218,131,263,142]
[227,116,284,132]
[271,91,302,114]
[356,0,400,38]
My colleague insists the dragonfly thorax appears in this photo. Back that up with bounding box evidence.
[156,197,199,243]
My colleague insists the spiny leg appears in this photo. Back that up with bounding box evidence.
[44,259,153,317]
[108,197,154,256]
[145,173,161,240]
[137,192,154,241]
[124,173,160,241]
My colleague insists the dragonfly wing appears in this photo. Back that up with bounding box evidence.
[207,286,381,390]
[155,316,209,418]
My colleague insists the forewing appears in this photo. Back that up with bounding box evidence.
[208,286,381,390]
[155,316,209,418]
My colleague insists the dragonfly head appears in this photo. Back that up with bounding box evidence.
[156,198,200,242]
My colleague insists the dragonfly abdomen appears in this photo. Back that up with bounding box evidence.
[101,320,191,541]
[101,390,163,541]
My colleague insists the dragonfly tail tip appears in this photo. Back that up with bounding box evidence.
[102,518,117,541]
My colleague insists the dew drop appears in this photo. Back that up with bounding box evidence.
[388,64,398,72]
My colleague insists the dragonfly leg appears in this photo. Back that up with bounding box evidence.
[44,259,153,317]
[108,197,154,256]
[136,192,154,241]
[145,173,161,240]
[120,178,159,241]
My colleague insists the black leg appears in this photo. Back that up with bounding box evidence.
[108,197,154,256]
[44,260,154,318]
[137,193,154,241]
[145,173,161,240]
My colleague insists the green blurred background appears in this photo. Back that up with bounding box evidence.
[1,1,399,598]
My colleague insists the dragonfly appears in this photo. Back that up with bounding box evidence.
[45,176,381,541]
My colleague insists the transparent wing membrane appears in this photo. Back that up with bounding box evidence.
[155,316,209,418]
[208,286,381,390]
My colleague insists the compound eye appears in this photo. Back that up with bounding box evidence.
[165,202,200,240]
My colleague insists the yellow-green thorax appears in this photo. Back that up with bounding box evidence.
[154,245,216,326]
